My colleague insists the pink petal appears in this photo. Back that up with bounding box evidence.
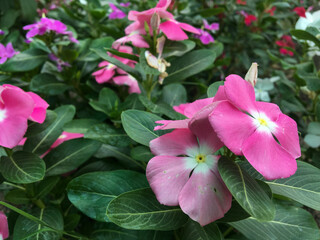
[27,92,49,124]
[209,101,256,155]
[256,101,281,122]
[98,61,110,68]
[26,28,39,39]
[0,57,7,64]
[213,86,227,101]
[94,69,115,84]
[224,74,257,114]
[0,116,28,148]
[154,119,190,131]
[0,212,9,239]
[273,113,301,159]
[189,102,223,152]
[51,132,84,148]
[178,22,200,34]
[156,0,172,8]
[242,130,297,180]
[179,166,232,226]
[173,98,214,118]
[160,21,188,41]
[150,128,198,156]
[147,155,195,205]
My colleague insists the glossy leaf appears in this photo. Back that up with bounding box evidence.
[180,220,223,240]
[30,73,71,95]
[161,83,187,106]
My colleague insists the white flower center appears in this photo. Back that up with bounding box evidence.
[252,111,277,133]
[0,109,6,122]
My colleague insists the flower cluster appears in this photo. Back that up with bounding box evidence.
[148,73,300,225]
[0,43,19,64]
[276,35,295,56]
[194,19,219,45]
[92,46,140,94]
[113,0,199,48]
[0,84,48,148]
[23,17,78,43]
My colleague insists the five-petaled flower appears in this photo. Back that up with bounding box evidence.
[0,43,19,64]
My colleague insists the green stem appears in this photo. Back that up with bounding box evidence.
[223,226,234,238]
[32,199,46,209]
[2,181,26,191]
[3,147,12,157]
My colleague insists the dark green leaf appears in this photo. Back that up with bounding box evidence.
[63,119,100,134]
[26,110,57,137]
[162,40,195,58]
[207,81,224,97]
[180,220,223,240]
[30,73,71,95]
[291,29,320,48]
[161,83,187,106]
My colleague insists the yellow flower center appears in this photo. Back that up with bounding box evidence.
[196,154,206,163]
[258,117,268,126]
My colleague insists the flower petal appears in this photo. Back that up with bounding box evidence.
[0,212,9,239]
[150,128,198,156]
[154,119,190,130]
[159,21,188,41]
[173,98,214,118]
[242,130,297,180]
[0,116,28,148]
[209,101,256,155]
[256,101,281,122]
[27,92,49,123]
[147,155,195,206]
[179,164,232,226]
[224,74,257,114]
[273,113,301,159]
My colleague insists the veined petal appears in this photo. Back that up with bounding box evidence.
[273,113,301,159]
[209,101,256,155]
[147,155,195,206]
[179,165,232,226]
[154,119,190,130]
[242,130,297,180]
[150,128,198,156]
[173,98,214,118]
[224,74,257,114]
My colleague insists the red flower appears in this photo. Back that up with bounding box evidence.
[244,15,257,26]
[236,0,246,5]
[266,6,276,16]
[293,7,306,18]
[276,35,295,56]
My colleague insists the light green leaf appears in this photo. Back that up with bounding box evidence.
[207,81,224,97]
[63,119,100,134]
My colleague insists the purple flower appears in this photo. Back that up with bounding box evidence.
[203,19,219,32]
[49,53,71,72]
[120,2,130,7]
[109,3,126,19]
[0,30,5,35]
[195,29,215,45]
[0,43,19,64]
[23,17,78,43]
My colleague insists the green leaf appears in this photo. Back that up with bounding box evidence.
[165,50,216,83]
[13,207,63,240]
[107,188,188,230]
[45,139,101,176]
[304,134,320,148]
[0,151,45,184]
[198,7,225,17]
[180,220,223,240]
[85,123,132,147]
[67,170,149,222]
[291,29,320,48]
[91,48,141,80]
[230,201,320,240]
[207,81,224,97]
[218,199,250,223]
[19,0,36,21]
[24,105,76,155]
[131,146,153,163]
[26,110,57,137]
[162,40,195,58]
[106,48,139,62]
[5,189,30,204]
[121,110,169,146]
[30,73,71,95]
[78,37,114,61]
[161,83,187,106]
[89,87,120,116]
[218,157,275,221]
[0,48,48,72]
[63,119,100,134]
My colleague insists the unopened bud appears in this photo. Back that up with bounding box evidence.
[245,62,258,87]
[151,13,160,32]
[156,36,166,57]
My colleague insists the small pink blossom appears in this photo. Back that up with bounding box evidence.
[0,43,19,64]
[51,132,84,149]
[0,212,9,239]
[148,124,231,225]
[293,6,306,18]
[195,29,215,45]
[120,2,130,7]
[49,53,71,72]
[113,74,141,94]
[209,75,300,180]
[276,35,295,56]
[109,3,126,19]
[236,0,246,5]
[203,20,219,32]
[0,30,5,35]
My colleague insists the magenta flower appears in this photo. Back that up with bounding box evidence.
[203,20,219,32]
[147,127,232,226]
[49,53,71,72]
[0,30,4,35]
[23,17,77,43]
[120,2,130,7]
[92,61,117,84]
[112,32,150,49]
[195,29,215,45]
[51,132,84,148]
[113,74,141,94]
[209,75,301,180]
[0,212,8,239]
[0,43,19,64]
[109,3,126,19]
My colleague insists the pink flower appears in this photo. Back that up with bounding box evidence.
[293,7,306,18]
[209,75,300,180]
[265,6,276,16]
[195,29,215,45]
[112,32,150,49]
[0,30,5,35]
[92,61,117,84]
[147,127,231,226]
[276,35,295,56]
[23,17,77,43]
[113,75,141,94]
[50,132,84,148]
[0,43,19,64]
[109,3,126,19]
[236,0,246,5]
[244,15,257,26]
[203,20,219,32]
[120,2,130,7]
[0,212,9,239]
[3,84,49,124]
[49,53,71,72]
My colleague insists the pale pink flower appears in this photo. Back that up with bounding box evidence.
[0,43,19,64]
[0,212,9,239]
[209,75,300,180]
[3,84,49,124]
[0,85,34,148]
[113,74,141,94]
[92,61,117,84]
[109,3,126,19]
[147,126,231,226]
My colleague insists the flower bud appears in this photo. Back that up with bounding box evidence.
[151,12,160,32]
[245,62,258,87]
